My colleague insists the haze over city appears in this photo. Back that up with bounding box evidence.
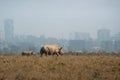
[1,1,120,79]
[0,0,120,39]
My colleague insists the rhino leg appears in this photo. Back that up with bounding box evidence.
[56,53,59,56]
[54,52,59,56]
[45,52,48,56]
[41,52,43,57]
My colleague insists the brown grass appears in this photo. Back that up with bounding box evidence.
[0,54,120,80]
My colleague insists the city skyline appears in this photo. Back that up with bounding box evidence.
[0,0,120,39]
[0,19,120,40]
[0,18,120,52]
[0,19,119,40]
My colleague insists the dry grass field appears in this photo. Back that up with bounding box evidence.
[0,53,120,80]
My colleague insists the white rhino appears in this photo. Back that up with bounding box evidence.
[21,51,34,56]
[40,45,64,56]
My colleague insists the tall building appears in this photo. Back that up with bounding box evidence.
[4,19,14,41]
[97,29,111,41]
[0,31,3,41]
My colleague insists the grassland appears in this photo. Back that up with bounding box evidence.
[0,53,120,80]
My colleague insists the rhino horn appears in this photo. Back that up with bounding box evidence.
[59,47,63,50]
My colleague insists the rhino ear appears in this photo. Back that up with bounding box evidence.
[59,47,63,50]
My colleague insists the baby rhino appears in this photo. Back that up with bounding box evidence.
[21,51,34,56]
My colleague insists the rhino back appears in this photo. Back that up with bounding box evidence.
[44,45,60,53]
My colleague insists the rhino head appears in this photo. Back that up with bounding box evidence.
[58,47,64,55]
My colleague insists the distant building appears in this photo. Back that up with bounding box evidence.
[0,31,3,41]
[68,40,85,52]
[114,40,120,52]
[0,31,2,41]
[100,40,114,52]
[113,32,120,40]
[97,29,111,41]
[69,32,90,40]
[112,32,120,52]
[68,39,93,52]
[4,19,14,41]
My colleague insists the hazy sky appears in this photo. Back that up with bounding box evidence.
[0,0,120,39]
